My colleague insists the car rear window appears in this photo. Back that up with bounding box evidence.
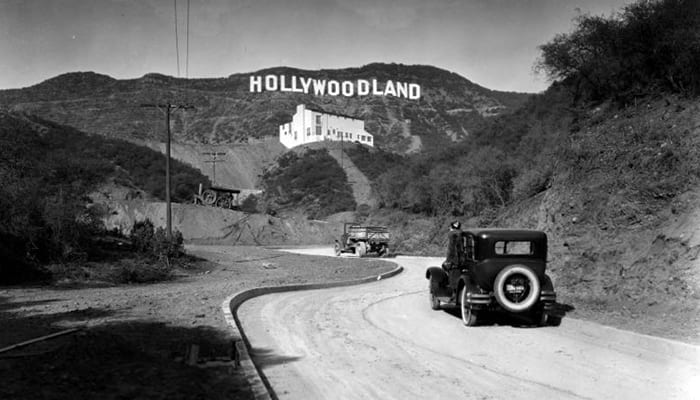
[494,241,534,255]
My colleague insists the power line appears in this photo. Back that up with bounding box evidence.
[186,0,190,79]
[173,0,180,77]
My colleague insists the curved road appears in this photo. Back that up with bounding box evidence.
[237,247,700,400]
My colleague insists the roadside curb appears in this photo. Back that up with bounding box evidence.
[220,263,404,400]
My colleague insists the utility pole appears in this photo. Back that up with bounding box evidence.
[202,151,226,185]
[141,103,194,239]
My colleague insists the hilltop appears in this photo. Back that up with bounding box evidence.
[0,64,530,154]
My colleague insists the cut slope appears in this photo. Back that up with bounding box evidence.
[138,137,285,189]
[490,96,700,342]
[325,145,376,208]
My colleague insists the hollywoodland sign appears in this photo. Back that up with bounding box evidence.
[249,74,421,99]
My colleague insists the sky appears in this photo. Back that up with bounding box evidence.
[0,0,631,92]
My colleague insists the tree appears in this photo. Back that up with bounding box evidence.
[536,0,700,102]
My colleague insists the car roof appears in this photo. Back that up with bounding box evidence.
[464,228,547,241]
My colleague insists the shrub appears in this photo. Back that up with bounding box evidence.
[129,219,184,259]
[130,219,155,253]
[240,194,259,213]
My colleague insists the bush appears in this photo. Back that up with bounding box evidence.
[130,220,155,253]
[129,219,184,259]
[240,194,259,213]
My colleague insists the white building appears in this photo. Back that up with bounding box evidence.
[279,104,374,149]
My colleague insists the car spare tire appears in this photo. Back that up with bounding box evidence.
[493,264,540,313]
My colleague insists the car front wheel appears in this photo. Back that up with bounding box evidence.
[334,242,341,256]
[460,286,478,326]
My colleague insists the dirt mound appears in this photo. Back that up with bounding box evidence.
[103,200,344,245]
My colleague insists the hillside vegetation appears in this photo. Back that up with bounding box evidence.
[358,0,700,340]
[0,64,530,154]
[261,148,356,219]
[0,112,209,282]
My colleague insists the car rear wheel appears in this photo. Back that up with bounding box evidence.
[460,286,478,326]
[429,278,441,310]
[493,264,541,313]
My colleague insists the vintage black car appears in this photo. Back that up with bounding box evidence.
[426,229,562,327]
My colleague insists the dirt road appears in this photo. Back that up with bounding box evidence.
[237,248,700,400]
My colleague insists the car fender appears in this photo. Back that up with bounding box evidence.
[425,266,447,283]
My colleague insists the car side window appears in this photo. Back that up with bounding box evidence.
[465,235,475,260]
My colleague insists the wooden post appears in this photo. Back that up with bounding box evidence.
[141,103,194,239]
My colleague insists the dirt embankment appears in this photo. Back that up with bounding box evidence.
[138,137,285,190]
[489,98,700,343]
[103,200,349,246]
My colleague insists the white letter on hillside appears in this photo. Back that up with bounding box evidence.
[328,80,340,96]
[384,80,397,97]
[300,77,313,93]
[396,81,408,98]
[409,83,421,100]
[357,80,370,96]
[313,79,327,95]
[249,75,262,92]
[291,76,303,92]
[265,75,278,91]
[372,79,383,95]
[341,81,354,97]
[280,75,292,92]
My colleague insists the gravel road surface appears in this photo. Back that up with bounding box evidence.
[237,247,700,400]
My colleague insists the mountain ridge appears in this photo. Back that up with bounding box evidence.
[0,63,531,154]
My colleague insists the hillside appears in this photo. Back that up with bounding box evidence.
[0,111,211,281]
[0,111,209,203]
[353,0,700,341]
[492,95,700,341]
[0,64,530,155]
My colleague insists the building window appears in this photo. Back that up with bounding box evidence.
[294,131,297,140]
[307,128,311,136]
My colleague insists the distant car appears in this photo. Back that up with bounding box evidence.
[335,223,390,257]
[426,229,562,326]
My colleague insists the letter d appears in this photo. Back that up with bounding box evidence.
[409,83,421,100]
[357,80,370,96]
